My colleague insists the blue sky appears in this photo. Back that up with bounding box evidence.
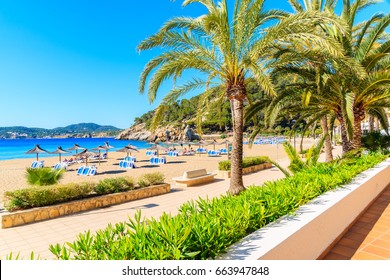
[0,0,389,129]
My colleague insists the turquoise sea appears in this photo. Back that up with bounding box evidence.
[0,138,149,161]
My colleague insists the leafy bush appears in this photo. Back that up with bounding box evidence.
[4,182,95,211]
[218,156,270,171]
[362,131,390,152]
[26,167,65,186]
[4,173,164,211]
[48,152,388,260]
[137,172,165,188]
[95,177,134,195]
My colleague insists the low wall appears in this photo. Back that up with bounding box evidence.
[1,184,170,228]
[220,159,390,260]
[218,163,273,178]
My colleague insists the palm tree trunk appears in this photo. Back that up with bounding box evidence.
[229,98,245,195]
[320,115,333,162]
[337,114,352,153]
[369,115,374,132]
[352,108,365,149]
[375,118,380,131]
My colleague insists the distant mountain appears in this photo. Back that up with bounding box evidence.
[0,123,122,139]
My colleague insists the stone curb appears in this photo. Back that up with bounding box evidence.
[1,183,170,228]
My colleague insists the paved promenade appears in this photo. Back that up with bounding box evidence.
[0,165,286,259]
[1,151,389,260]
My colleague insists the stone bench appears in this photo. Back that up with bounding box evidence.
[173,168,216,187]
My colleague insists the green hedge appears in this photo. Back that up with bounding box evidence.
[218,156,270,171]
[4,173,164,212]
[48,152,388,260]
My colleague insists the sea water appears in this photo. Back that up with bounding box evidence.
[0,138,149,161]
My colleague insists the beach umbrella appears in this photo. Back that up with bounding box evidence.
[193,140,209,147]
[117,145,139,156]
[25,144,49,161]
[103,141,114,158]
[165,140,179,150]
[92,145,106,165]
[147,143,166,157]
[210,139,221,151]
[51,146,70,162]
[73,149,96,166]
[67,144,86,155]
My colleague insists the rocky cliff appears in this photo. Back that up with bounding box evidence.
[116,123,200,142]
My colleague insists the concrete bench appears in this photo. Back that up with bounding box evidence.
[173,168,216,187]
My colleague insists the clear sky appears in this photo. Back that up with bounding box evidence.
[0,0,389,129]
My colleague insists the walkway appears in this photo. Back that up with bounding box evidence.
[0,165,286,259]
[323,184,390,260]
[1,155,389,260]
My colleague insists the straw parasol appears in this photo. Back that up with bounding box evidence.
[117,144,139,156]
[51,146,70,162]
[210,139,221,151]
[92,145,106,165]
[165,140,180,150]
[73,149,96,166]
[25,144,49,161]
[103,141,114,158]
[67,144,86,155]
[147,143,166,157]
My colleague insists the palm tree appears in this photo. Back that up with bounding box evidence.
[137,0,347,195]
[288,0,341,161]
[249,0,390,154]
[334,0,390,149]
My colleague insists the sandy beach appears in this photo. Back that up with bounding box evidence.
[0,138,320,199]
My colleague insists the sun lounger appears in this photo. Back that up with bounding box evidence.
[123,156,136,162]
[167,151,178,157]
[219,148,228,155]
[30,160,44,169]
[88,166,97,176]
[207,150,220,157]
[173,168,216,187]
[149,157,166,165]
[196,148,207,154]
[146,151,157,156]
[119,160,135,169]
[53,162,67,170]
[82,166,90,176]
[77,165,97,176]
[77,166,85,175]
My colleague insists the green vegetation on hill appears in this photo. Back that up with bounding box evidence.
[133,81,283,134]
[0,123,121,139]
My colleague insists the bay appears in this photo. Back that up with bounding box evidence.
[0,138,149,161]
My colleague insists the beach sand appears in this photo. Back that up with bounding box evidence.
[0,138,323,199]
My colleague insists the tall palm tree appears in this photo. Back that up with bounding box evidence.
[249,0,389,154]
[289,1,341,161]
[334,0,390,149]
[137,0,346,195]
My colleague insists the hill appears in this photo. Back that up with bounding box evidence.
[0,123,122,139]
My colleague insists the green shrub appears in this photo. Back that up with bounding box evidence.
[95,177,134,195]
[4,175,137,211]
[4,182,95,211]
[26,167,65,186]
[362,131,390,152]
[218,156,270,171]
[137,172,165,187]
[49,152,388,260]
